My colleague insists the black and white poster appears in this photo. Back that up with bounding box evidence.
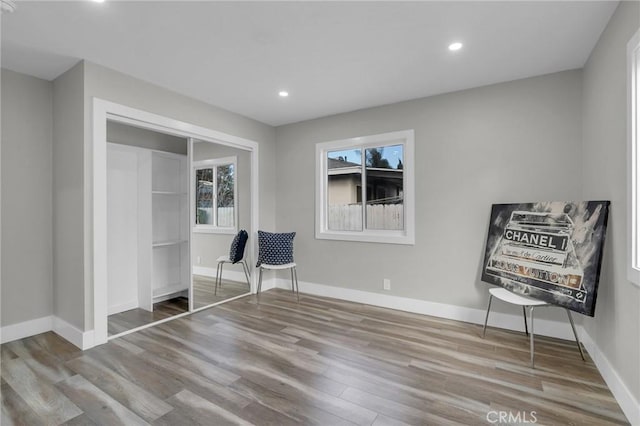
[481,201,610,316]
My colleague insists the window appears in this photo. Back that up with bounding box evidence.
[316,130,415,244]
[194,156,237,233]
[628,29,640,286]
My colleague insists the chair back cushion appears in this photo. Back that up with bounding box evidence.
[229,230,249,264]
[256,230,295,267]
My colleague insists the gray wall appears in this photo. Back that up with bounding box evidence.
[1,69,53,326]
[192,142,252,273]
[275,70,583,322]
[81,61,277,329]
[582,1,640,404]
[52,62,86,330]
[107,121,187,155]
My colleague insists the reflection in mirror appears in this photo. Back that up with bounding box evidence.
[192,141,251,309]
[106,120,190,336]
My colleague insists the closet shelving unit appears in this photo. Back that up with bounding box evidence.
[149,151,190,304]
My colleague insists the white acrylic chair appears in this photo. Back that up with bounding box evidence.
[482,287,585,367]
[255,231,299,302]
[257,262,299,302]
[214,230,250,295]
[214,255,251,295]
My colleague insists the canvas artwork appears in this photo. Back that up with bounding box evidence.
[481,201,610,316]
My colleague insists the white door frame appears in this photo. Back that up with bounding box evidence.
[93,98,260,347]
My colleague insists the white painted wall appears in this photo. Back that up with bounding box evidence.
[581,0,640,411]
[1,69,53,327]
[52,62,85,330]
[106,144,140,315]
[275,70,584,324]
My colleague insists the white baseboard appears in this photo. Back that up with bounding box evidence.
[580,331,640,425]
[193,265,249,284]
[108,300,139,316]
[53,317,94,350]
[259,277,278,292]
[276,279,581,341]
[1,315,93,350]
[0,316,53,344]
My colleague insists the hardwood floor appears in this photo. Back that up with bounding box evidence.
[193,275,250,309]
[1,289,629,425]
[107,276,250,336]
[108,298,189,336]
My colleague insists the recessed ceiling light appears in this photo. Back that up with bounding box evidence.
[448,42,463,51]
[92,0,105,3]
[278,91,289,98]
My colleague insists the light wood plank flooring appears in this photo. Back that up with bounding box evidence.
[193,275,250,309]
[108,297,189,336]
[107,277,250,336]
[1,289,629,425]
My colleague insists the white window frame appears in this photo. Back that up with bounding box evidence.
[315,129,415,245]
[193,156,238,234]
[627,29,640,287]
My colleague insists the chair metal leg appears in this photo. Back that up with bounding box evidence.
[293,266,299,303]
[566,309,586,361]
[289,268,295,295]
[482,295,493,337]
[523,306,529,336]
[257,267,264,304]
[529,306,535,368]
[215,262,222,295]
[241,260,251,290]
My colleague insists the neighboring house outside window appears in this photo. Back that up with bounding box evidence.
[316,130,415,245]
[193,156,237,234]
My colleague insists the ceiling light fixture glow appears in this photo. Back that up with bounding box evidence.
[448,42,463,51]
[278,91,289,98]
[1,0,17,13]
[92,0,105,3]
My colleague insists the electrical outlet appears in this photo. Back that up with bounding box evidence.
[197,256,201,265]
[383,278,391,290]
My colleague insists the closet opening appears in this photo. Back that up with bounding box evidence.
[93,99,260,347]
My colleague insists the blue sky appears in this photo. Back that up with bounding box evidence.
[328,145,403,169]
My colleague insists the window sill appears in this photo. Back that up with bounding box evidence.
[193,227,237,235]
[316,230,415,245]
[628,265,640,288]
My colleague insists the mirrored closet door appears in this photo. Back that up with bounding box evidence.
[191,140,252,309]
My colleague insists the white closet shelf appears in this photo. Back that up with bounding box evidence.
[152,239,188,248]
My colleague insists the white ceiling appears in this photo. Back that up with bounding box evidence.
[2,1,618,126]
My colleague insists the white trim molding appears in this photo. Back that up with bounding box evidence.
[580,332,640,425]
[315,129,415,245]
[1,316,94,350]
[192,265,250,284]
[276,279,582,340]
[627,28,640,287]
[53,317,95,350]
[0,316,53,344]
